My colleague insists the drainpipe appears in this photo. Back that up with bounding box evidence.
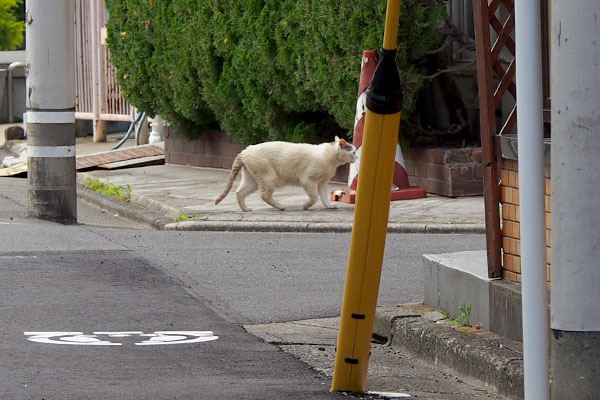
[7,61,26,123]
[514,1,550,399]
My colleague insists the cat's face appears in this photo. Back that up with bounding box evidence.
[335,137,357,163]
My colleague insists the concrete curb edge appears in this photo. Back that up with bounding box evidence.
[374,307,524,399]
[160,219,485,234]
[77,185,171,230]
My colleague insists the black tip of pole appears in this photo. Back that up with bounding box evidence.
[365,48,403,114]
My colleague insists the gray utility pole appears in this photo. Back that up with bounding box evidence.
[551,1,600,398]
[26,0,77,223]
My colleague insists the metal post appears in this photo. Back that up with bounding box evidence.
[514,1,550,399]
[331,0,403,393]
[26,0,77,223]
[550,1,600,398]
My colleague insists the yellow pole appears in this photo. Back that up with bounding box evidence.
[331,0,403,393]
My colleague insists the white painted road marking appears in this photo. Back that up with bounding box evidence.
[24,332,119,346]
[24,331,219,346]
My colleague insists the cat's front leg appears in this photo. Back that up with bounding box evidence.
[302,183,319,210]
[318,182,338,209]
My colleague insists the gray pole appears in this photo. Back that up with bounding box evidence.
[514,1,550,397]
[551,1,600,398]
[26,0,77,223]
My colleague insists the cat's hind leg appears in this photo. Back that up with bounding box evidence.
[318,181,338,209]
[259,185,286,211]
[302,183,319,210]
[235,168,258,212]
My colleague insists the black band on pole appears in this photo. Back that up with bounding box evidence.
[365,48,403,114]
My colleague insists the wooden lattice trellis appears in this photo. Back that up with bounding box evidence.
[473,0,518,278]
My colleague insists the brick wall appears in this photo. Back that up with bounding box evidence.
[501,159,552,283]
[165,128,483,195]
[164,127,350,182]
[403,147,483,197]
[164,128,245,170]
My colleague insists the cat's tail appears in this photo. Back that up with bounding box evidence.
[214,156,243,205]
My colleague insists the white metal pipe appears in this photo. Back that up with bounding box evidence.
[7,61,26,123]
[514,1,550,399]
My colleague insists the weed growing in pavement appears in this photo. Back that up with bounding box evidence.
[175,213,195,222]
[439,304,472,327]
[85,178,131,202]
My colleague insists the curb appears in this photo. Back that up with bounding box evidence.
[374,305,524,399]
[77,186,171,230]
[164,220,486,234]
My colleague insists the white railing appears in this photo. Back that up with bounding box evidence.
[74,0,132,141]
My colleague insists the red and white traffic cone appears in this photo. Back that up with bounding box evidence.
[332,50,426,204]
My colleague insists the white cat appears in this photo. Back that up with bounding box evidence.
[215,136,357,211]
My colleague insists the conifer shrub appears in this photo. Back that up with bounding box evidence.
[0,0,24,51]
[106,0,444,144]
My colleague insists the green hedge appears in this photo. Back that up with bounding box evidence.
[0,0,24,51]
[106,0,444,144]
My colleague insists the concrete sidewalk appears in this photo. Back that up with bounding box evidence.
[2,123,485,233]
[76,164,486,233]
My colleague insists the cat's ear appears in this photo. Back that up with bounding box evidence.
[338,138,347,148]
[335,135,341,142]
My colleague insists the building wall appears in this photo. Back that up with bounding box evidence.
[501,158,552,284]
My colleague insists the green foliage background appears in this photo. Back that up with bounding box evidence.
[106,0,444,144]
[0,0,24,51]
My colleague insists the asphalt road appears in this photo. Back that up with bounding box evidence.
[0,217,361,399]
[87,228,485,325]
[1,178,492,399]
